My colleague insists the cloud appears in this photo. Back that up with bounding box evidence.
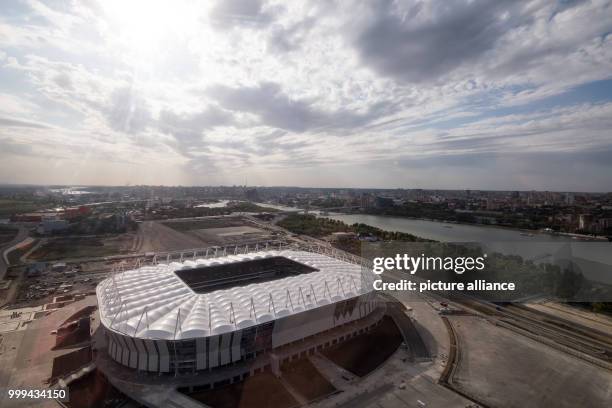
[0,116,50,129]
[209,0,280,29]
[347,0,526,83]
[267,17,315,53]
[158,106,234,155]
[345,0,612,100]
[391,148,612,191]
[208,81,392,133]
[52,72,73,90]
[104,86,152,134]
[0,137,34,156]
[0,0,611,189]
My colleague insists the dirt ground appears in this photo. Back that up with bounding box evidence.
[322,316,403,377]
[281,357,336,402]
[187,371,298,408]
[188,226,273,246]
[28,234,135,261]
[135,221,205,252]
[163,217,248,231]
[66,369,125,408]
[450,315,612,408]
[136,218,274,252]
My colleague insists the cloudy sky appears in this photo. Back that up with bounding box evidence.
[1,0,611,191]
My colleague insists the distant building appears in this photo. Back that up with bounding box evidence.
[358,233,379,242]
[474,215,497,225]
[51,262,67,272]
[37,217,69,235]
[360,193,375,208]
[64,205,91,219]
[12,212,54,223]
[245,188,260,201]
[486,198,501,210]
[596,218,612,234]
[115,212,128,230]
[578,214,593,231]
[374,196,394,209]
[26,262,46,277]
[330,231,356,242]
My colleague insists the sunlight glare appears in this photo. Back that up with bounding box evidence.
[99,0,204,56]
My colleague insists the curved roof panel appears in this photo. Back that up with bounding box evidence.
[97,250,374,340]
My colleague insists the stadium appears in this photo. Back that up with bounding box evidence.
[96,247,383,379]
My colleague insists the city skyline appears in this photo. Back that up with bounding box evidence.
[1,181,612,194]
[1,0,612,191]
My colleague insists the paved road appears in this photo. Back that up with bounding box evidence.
[0,226,28,280]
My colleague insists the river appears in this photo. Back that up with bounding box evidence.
[255,203,612,283]
[324,213,571,243]
[258,202,577,243]
[323,213,612,284]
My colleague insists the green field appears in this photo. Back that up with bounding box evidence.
[277,214,350,237]
[0,199,52,218]
[28,235,134,261]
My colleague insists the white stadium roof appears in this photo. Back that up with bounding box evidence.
[97,250,374,340]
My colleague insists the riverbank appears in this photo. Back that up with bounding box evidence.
[320,213,560,242]
[327,212,609,241]
[254,201,608,241]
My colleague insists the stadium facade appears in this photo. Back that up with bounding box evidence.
[96,249,382,376]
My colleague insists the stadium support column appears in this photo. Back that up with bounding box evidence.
[196,338,207,370]
[270,353,281,378]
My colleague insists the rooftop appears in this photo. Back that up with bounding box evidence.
[96,249,374,340]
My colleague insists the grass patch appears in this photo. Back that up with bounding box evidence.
[28,235,133,261]
[0,199,52,218]
[277,214,350,237]
[278,213,430,242]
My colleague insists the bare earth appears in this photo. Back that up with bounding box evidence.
[135,221,205,253]
[450,315,612,408]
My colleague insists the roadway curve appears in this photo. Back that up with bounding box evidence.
[0,226,29,280]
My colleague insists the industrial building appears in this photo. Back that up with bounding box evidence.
[37,217,69,234]
[96,249,381,379]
